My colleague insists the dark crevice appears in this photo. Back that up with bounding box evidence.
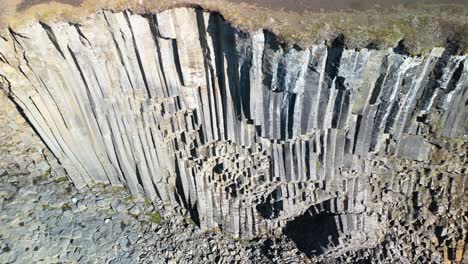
[108,127,132,187]
[444,61,464,94]
[123,11,152,98]
[150,14,172,97]
[384,101,399,133]
[331,77,346,128]
[418,48,452,111]
[206,13,230,140]
[190,201,201,226]
[102,13,136,92]
[260,238,277,261]
[256,187,283,219]
[39,22,66,59]
[134,165,144,191]
[9,28,30,41]
[352,115,362,154]
[174,159,192,221]
[393,40,410,56]
[0,52,10,65]
[365,42,379,50]
[237,30,252,121]
[286,93,296,139]
[66,46,99,115]
[284,209,339,257]
[171,39,185,87]
[317,35,344,129]
[72,24,92,46]
[368,55,389,105]
[197,10,218,141]
[262,30,282,92]
[339,90,351,128]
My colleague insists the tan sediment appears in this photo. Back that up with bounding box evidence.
[0,0,467,55]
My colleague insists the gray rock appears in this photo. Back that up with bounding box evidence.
[0,6,465,264]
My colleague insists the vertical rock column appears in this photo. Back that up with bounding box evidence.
[0,7,466,241]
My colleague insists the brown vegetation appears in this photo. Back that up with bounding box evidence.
[0,0,467,55]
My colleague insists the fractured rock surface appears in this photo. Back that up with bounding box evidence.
[0,171,281,263]
[0,96,281,263]
[0,7,466,262]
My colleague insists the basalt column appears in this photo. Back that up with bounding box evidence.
[0,8,466,257]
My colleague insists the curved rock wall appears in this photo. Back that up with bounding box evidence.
[0,7,466,261]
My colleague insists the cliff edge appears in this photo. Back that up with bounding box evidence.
[1,0,467,55]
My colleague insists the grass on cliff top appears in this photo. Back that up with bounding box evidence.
[0,0,467,55]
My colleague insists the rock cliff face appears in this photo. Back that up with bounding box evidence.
[0,7,466,262]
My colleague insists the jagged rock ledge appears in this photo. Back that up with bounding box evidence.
[0,7,466,263]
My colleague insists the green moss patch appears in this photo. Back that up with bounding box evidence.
[53,176,68,183]
[149,212,162,224]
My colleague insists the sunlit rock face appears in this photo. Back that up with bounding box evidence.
[0,7,466,262]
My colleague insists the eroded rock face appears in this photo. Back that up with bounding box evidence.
[0,7,466,262]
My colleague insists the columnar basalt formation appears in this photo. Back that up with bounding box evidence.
[0,7,466,262]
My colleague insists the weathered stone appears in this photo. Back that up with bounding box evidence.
[0,6,466,264]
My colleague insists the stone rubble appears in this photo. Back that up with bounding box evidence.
[0,171,287,263]
[0,92,286,263]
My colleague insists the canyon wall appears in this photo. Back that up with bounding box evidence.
[0,7,466,261]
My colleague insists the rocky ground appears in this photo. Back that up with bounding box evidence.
[0,92,306,263]
[0,168,276,263]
